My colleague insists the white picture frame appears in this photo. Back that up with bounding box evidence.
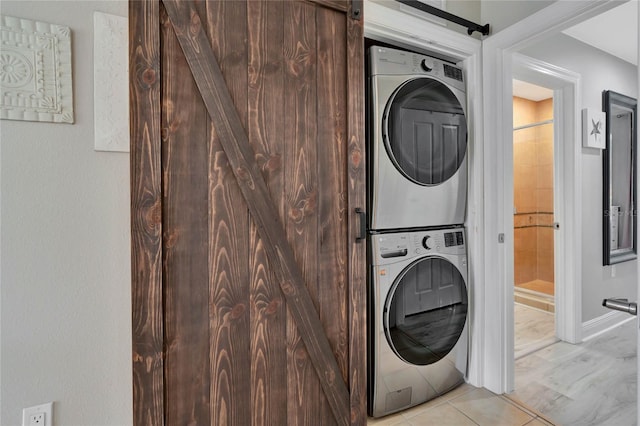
[0,15,74,123]
[582,107,605,149]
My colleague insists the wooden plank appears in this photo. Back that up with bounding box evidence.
[246,0,288,424]
[282,2,327,423]
[315,5,352,424]
[129,1,164,425]
[202,2,252,426]
[161,1,350,424]
[160,3,211,424]
[346,2,367,423]
[316,2,349,383]
[308,0,348,13]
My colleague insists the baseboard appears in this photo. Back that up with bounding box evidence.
[582,310,637,342]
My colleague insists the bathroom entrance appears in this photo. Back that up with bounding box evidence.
[512,80,558,358]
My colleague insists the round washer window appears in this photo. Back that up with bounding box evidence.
[383,77,467,186]
[384,257,467,366]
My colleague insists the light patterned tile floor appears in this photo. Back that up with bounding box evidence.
[511,318,637,426]
[368,307,636,425]
[514,302,557,359]
[367,383,556,425]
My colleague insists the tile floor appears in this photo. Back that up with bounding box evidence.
[514,302,557,359]
[511,317,638,426]
[515,279,554,296]
[367,383,555,425]
[368,305,637,425]
[514,287,555,313]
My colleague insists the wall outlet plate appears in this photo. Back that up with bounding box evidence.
[22,402,53,426]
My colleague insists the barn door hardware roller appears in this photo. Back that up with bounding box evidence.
[351,0,362,20]
[602,298,637,316]
[395,0,490,36]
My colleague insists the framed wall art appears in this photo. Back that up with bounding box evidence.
[582,107,605,149]
[0,15,74,123]
[93,11,129,152]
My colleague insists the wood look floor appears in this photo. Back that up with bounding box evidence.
[514,303,557,359]
[512,309,638,426]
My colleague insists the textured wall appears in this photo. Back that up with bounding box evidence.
[0,2,132,425]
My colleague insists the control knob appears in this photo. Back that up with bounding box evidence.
[422,235,434,250]
[420,59,433,72]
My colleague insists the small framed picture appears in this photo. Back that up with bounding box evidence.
[0,15,74,123]
[582,108,605,149]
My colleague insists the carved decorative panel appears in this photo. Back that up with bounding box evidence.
[94,12,129,152]
[0,15,74,123]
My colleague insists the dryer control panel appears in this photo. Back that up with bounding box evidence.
[369,46,465,92]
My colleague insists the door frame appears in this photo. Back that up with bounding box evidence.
[482,0,627,394]
[511,51,581,354]
[364,0,485,386]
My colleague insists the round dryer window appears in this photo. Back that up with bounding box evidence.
[383,77,467,186]
[384,257,468,366]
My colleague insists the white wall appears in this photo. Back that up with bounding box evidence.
[521,34,638,322]
[0,1,132,425]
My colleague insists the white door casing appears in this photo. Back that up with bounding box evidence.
[636,2,639,424]
[511,51,582,367]
[482,0,628,394]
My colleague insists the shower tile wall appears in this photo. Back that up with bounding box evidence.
[514,97,554,288]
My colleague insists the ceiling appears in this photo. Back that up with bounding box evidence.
[514,1,637,101]
[563,0,637,67]
[513,79,554,102]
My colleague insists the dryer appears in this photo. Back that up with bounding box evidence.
[368,227,468,418]
[369,46,468,230]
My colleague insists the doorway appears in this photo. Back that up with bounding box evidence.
[512,81,558,359]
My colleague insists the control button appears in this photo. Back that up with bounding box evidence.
[422,236,434,249]
[420,59,433,72]
[444,232,455,247]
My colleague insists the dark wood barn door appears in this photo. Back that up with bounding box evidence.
[129,0,365,424]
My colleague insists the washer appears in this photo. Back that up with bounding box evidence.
[369,46,468,230]
[368,227,468,418]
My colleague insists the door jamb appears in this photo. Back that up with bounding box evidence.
[510,51,582,374]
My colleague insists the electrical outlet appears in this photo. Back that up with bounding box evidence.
[22,402,53,426]
[29,413,45,425]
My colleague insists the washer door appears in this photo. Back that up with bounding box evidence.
[383,77,467,186]
[384,256,467,366]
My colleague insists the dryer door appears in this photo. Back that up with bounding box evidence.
[383,77,467,186]
[384,256,467,366]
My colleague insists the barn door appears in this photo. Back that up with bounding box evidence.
[129,0,365,425]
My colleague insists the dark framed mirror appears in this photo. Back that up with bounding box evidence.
[603,90,637,265]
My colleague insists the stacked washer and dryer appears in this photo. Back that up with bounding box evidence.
[367,46,470,418]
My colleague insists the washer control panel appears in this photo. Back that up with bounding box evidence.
[372,227,466,264]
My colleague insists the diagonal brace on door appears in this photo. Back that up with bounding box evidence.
[161,1,351,424]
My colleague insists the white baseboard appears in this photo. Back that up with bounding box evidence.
[582,310,637,342]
